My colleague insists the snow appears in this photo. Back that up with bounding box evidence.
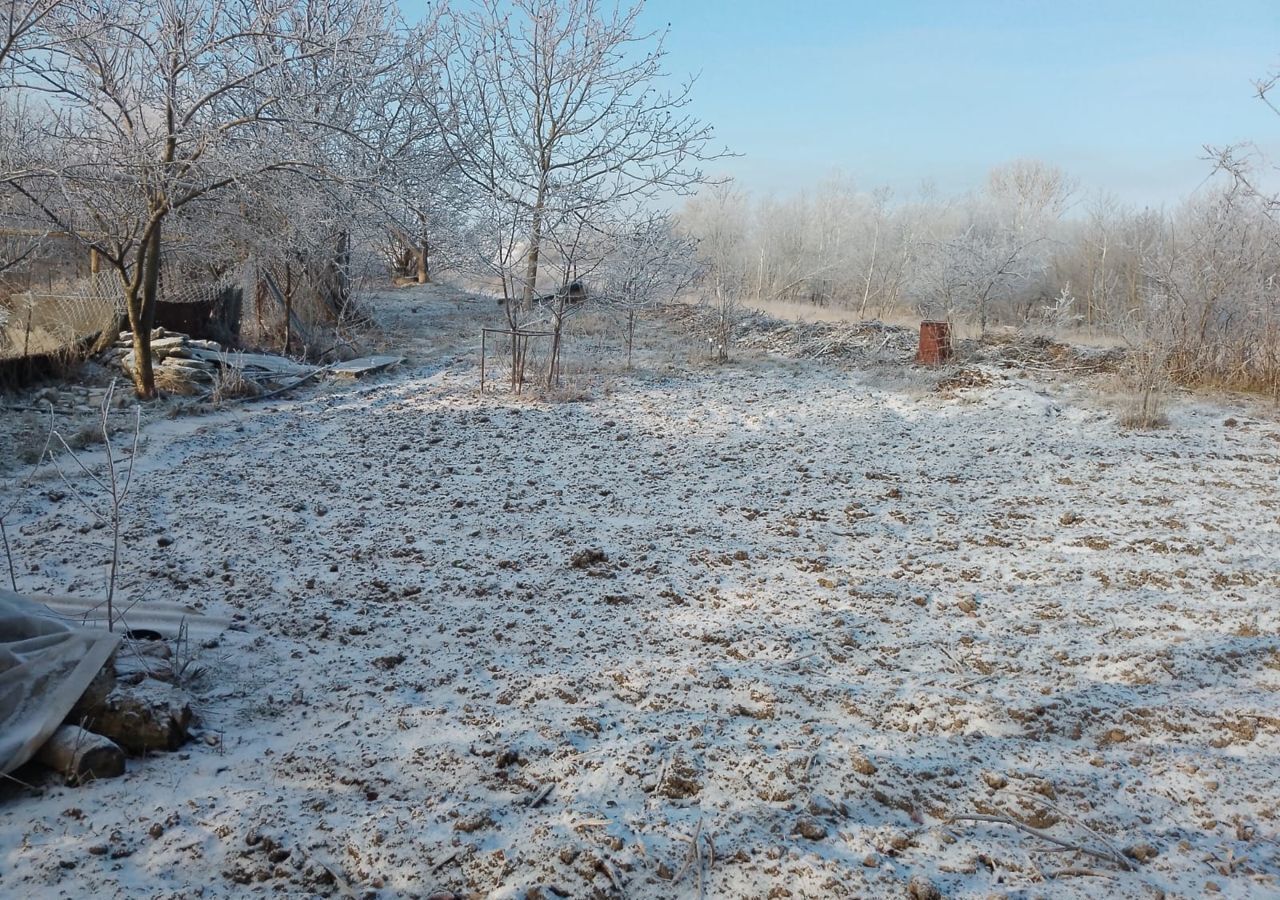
[1,288,1278,898]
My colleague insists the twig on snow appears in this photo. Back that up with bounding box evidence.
[431,849,459,873]
[1004,787,1132,869]
[671,817,703,885]
[949,813,1133,871]
[299,846,357,898]
[601,855,627,898]
[1051,867,1119,879]
[526,781,555,808]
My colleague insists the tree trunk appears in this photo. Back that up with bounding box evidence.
[327,231,351,316]
[123,220,163,399]
[627,309,635,369]
[417,239,430,284]
[546,305,563,389]
[133,219,163,398]
[522,186,547,307]
[282,264,293,355]
[859,220,879,317]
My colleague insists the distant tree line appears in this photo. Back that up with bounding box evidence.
[681,157,1280,396]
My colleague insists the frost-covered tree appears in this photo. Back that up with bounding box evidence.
[596,210,699,366]
[430,0,721,308]
[681,181,749,360]
[7,0,402,396]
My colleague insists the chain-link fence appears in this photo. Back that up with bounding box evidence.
[0,274,121,359]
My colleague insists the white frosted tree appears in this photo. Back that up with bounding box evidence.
[681,181,749,360]
[597,210,700,366]
[7,0,401,396]
[430,0,721,310]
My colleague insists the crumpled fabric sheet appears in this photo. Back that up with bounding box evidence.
[0,589,119,775]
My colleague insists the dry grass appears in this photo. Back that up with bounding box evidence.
[743,297,1140,351]
[1166,335,1280,400]
[152,366,205,397]
[1114,353,1172,430]
[210,363,260,405]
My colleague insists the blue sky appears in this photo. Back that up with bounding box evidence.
[635,0,1280,206]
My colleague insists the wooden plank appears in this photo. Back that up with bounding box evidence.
[185,345,312,376]
[329,355,405,377]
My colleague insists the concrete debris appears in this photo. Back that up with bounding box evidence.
[102,328,399,397]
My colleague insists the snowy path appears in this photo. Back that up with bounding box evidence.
[1,290,1278,899]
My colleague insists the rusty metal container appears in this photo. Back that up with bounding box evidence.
[916,320,952,365]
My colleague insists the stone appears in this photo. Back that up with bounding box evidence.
[981,771,1007,790]
[569,547,608,569]
[906,874,942,900]
[1124,842,1159,863]
[73,677,193,753]
[851,750,878,776]
[792,817,827,840]
[807,795,838,818]
[454,811,494,833]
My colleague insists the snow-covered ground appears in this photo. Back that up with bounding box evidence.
[1,286,1278,899]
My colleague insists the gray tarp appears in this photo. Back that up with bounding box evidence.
[0,589,119,776]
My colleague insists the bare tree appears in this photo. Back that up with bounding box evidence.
[597,210,700,367]
[431,0,722,310]
[681,181,749,361]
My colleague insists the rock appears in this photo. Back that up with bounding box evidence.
[569,547,608,569]
[851,750,878,776]
[74,658,118,712]
[792,817,827,840]
[807,795,838,818]
[906,874,942,900]
[73,677,193,753]
[1101,728,1129,745]
[657,754,702,799]
[454,811,494,833]
[981,771,1007,790]
[1124,842,1159,863]
[160,357,215,371]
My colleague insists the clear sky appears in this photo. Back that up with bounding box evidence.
[635,0,1280,207]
